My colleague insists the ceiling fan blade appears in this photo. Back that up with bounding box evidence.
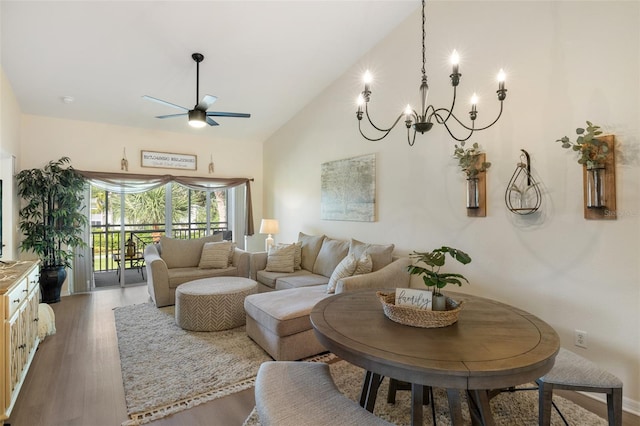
[155,113,188,119]
[206,111,251,118]
[197,95,218,111]
[206,117,219,126]
[142,95,188,111]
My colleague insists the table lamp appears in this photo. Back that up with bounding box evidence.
[259,219,279,251]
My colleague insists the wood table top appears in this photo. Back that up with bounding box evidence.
[311,289,560,390]
[0,260,38,294]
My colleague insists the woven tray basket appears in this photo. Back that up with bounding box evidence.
[376,291,463,328]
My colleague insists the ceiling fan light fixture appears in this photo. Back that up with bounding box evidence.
[188,109,207,128]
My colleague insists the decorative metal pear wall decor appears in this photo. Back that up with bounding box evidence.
[505,150,541,215]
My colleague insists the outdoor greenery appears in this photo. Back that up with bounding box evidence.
[16,157,88,269]
[453,141,491,178]
[556,121,609,168]
[407,246,472,296]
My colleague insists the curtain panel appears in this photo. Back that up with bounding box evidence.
[75,170,254,235]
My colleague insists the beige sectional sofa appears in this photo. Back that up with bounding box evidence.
[245,233,410,361]
[145,235,250,307]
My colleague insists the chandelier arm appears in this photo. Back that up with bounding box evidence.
[358,120,395,142]
[469,101,504,131]
[407,127,418,146]
[441,119,475,143]
[438,86,458,124]
[365,104,405,133]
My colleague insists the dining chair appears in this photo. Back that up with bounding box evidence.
[536,348,623,426]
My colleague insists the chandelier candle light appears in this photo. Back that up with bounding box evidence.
[356,0,508,145]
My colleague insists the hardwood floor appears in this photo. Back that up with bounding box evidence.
[5,286,639,426]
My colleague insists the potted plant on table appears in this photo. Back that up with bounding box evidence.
[453,142,491,208]
[407,246,472,311]
[16,157,88,303]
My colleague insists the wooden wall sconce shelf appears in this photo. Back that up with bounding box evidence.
[583,135,616,220]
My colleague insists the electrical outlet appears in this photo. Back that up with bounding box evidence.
[574,329,588,349]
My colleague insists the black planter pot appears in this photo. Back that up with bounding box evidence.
[40,266,67,304]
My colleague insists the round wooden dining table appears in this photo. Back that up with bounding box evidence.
[310,289,560,426]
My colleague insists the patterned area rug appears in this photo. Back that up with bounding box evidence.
[243,360,608,426]
[115,302,284,425]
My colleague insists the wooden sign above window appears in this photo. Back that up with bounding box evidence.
[141,150,197,171]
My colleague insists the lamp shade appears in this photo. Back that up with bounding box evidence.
[259,219,279,235]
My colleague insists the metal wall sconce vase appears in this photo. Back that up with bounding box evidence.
[583,135,616,220]
[467,153,487,217]
[467,178,479,209]
[505,149,541,215]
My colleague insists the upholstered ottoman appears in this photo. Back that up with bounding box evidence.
[175,277,258,331]
[244,286,332,360]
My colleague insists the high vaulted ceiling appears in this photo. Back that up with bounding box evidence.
[1,1,417,142]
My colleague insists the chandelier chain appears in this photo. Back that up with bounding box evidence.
[421,0,426,76]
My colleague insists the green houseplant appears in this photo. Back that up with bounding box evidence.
[407,246,472,310]
[556,121,609,168]
[16,157,88,303]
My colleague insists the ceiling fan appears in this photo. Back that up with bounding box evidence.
[143,53,251,128]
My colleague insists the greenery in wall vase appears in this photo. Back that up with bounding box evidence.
[407,246,472,297]
[556,121,609,168]
[453,141,491,178]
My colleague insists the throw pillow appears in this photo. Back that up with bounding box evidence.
[349,238,394,272]
[160,234,221,269]
[313,238,349,278]
[277,242,302,270]
[265,243,296,273]
[326,254,357,294]
[298,232,326,271]
[198,241,233,269]
[353,253,373,276]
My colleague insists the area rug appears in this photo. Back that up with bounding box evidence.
[243,360,607,426]
[114,302,335,425]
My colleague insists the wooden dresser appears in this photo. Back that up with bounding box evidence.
[0,261,40,422]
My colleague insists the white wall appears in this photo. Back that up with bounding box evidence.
[0,67,21,260]
[263,1,640,410]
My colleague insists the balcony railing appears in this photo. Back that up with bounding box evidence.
[90,222,229,273]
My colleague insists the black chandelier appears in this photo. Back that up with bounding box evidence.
[356,0,508,145]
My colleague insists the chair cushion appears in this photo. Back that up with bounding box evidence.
[540,348,623,388]
[244,286,331,337]
[326,254,357,294]
[313,237,349,278]
[160,234,222,268]
[349,238,394,271]
[265,243,296,273]
[298,232,325,271]
[198,241,234,269]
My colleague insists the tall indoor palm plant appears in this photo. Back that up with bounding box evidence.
[16,157,87,303]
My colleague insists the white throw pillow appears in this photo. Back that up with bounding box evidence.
[354,253,373,276]
[265,244,296,273]
[326,254,357,294]
[199,241,233,269]
[277,242,302,270]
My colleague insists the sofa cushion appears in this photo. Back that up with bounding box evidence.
[326,254,357,294]
[276,274,330,291]
[244,286,332,337]
[167,266,237,289]
[313,238,349,278]
[160,234,222,269]
[257,269,313,290]
[198,241,233,269]
[298,233,325,271]
[274,242,302,271]
[265,244,296,273]
[349,238,394,272]
[354,253,373,276]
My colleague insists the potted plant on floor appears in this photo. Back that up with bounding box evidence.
[16,157,88,303]
[407,246,472,311]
